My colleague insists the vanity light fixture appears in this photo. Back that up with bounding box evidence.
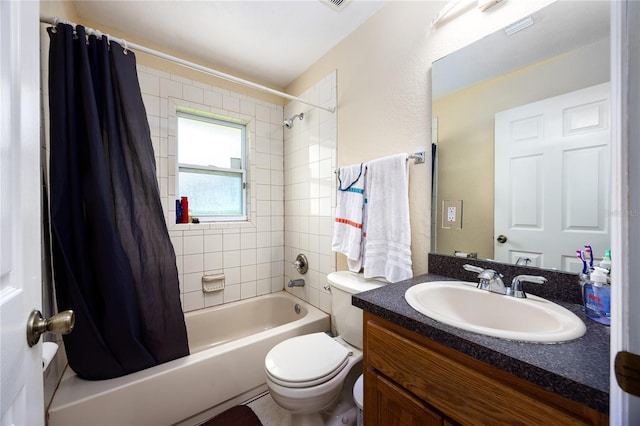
[432,0,504,27]
[504,15,535,36]
[432,0,475,26]
[477,0,503,12]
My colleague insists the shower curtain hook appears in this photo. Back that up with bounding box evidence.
[123,39,128,55]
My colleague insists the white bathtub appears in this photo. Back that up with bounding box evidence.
[48,292,330,426]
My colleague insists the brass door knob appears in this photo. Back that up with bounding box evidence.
[496,235,508,243]
[615,351,640,397]
[26,309,75,347]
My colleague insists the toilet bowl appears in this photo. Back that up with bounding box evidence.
[264,272,384,426]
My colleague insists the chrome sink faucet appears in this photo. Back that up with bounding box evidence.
[507,275,547,298]
[463,265,546,298]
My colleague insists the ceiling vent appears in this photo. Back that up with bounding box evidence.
[321,0,351,12]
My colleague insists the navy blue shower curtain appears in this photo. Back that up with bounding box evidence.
[47,24,189,380]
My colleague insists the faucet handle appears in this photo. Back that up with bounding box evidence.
[508,275,547,298]
[292,254,308,274]
[463,264,484,274]
[477,269,505,293]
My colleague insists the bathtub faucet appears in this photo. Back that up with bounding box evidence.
[288,278,305,288]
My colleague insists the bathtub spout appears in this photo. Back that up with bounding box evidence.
[288,278,305,288]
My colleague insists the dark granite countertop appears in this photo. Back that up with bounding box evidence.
[352,273,610,415]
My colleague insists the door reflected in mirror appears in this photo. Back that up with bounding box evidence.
[431,1,611,273]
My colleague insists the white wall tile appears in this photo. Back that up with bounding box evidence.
[183,254,204,274]
[223,250,241,268]
[204,233,223,252]
[184,272,202,293]
[138,72,160,96]
[141,63,335,313]
[257,278,271,295]
[223,94,240,112]
[183,291,205,312]
[240,232,257,249]
[256,247,271,265]
[204,252,223,271]
[204,291,224,308]
[223,284,241,303]
[240,281,257,299]
[223,232,241,251]
[203,90,223,108]
[240,248,257,266]
[160,78,182,99]
[183,85,204,103]
[241,265,257,283]
[184,235,204,255]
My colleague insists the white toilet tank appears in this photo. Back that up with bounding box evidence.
[328,271,385,349]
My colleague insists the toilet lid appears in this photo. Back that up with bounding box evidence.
[265,332,351,387]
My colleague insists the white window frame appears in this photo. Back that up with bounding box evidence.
[176,110,247,222]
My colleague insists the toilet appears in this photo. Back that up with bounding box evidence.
[264,271,384,426]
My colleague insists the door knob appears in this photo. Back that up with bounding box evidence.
[26,309,75,347]
[615,351,640,397]
[496,235,508,243]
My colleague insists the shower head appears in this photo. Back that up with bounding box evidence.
[284,113,304,129]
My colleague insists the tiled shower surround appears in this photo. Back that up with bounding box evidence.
[137,65,336,313]
[283,73,337,315]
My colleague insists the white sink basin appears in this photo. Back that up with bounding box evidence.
[404,281,586,343]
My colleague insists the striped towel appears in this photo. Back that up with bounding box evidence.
[363,154,412,282]
[332,163,366,272]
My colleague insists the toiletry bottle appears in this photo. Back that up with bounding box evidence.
[583,267,610,326]
[599,249,611,273]
[176,199,182,224]
[181,196,189,223]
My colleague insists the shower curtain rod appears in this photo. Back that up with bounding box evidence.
[40,15,337,114]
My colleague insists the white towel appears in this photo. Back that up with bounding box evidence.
[363,154,412,282]
[332,163,366,272]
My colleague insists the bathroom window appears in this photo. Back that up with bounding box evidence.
[177,112,247,221]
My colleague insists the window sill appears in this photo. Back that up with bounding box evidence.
[168,219,255,232]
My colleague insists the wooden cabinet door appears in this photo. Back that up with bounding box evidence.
[370,372,442,426]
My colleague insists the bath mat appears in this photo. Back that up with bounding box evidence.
[200,405,263,426]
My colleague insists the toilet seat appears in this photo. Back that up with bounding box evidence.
[265,333,352,388]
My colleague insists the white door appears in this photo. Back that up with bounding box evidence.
[494,83,610,272]
[0,1,44,425]
[611,0,640,423]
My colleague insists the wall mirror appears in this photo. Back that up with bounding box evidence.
[431,1,611,273]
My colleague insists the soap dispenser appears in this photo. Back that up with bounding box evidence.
[583,267,610,326]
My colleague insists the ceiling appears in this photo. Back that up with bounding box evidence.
[72,0,387,88]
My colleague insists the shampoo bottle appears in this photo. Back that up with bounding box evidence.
[176,199,182,224]
[181,196,189,223]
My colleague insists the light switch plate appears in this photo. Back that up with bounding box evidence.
[442,200,463,229]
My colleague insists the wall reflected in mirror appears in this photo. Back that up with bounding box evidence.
[431,1,611,273]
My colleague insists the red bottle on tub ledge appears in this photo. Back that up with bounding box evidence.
[181,196,189,223]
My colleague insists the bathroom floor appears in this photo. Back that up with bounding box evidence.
[246,392,292,426]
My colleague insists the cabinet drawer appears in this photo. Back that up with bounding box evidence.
[364,313,607,425]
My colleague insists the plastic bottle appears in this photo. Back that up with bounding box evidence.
[599,249,611,273]
[176,199,182,224]
[181,196,189,223]
[583,267,610,326]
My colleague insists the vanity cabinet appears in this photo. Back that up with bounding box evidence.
[363,312,608,425]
